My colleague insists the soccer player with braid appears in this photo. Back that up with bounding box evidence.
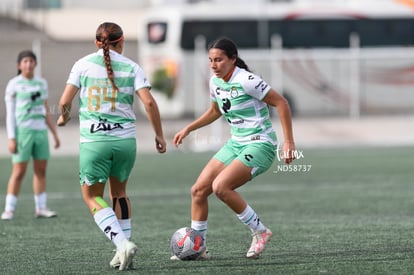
[57,22,166,270]
[173,37,296,260]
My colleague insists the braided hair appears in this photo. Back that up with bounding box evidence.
[95,22,124,91]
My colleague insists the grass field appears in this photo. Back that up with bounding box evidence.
[0,146,413,274]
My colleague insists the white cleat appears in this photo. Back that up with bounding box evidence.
[110,240,137,271]
[1,211,14,220]
[197,248,210,260]
[109,253,134,269]
[170,248,210,260]
[246,228,272,259]
[170,254,181,261]
[35,208,57,218]
[110,253,121,268]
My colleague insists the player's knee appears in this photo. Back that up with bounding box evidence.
[191,183,211,200]
[12,167,27,182]
[211,180,228,201]
[110,189,126,198]
[12,172,26,183]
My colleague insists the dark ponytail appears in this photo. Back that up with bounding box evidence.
[235,57,250,72]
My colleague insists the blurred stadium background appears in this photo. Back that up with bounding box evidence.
[0,0,413,155]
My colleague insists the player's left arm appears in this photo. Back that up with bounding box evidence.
[136,87,167,153]
[57,84,78,126]
[44,99,60,149]
[263,89,296,164]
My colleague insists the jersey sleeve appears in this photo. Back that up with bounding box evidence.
[242,73,271,100]
[66,60,82,88]
[41,78,48,99]
[209,77,218,102]
[134,64,151,93]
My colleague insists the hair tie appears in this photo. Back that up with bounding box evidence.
[109,35,124,44]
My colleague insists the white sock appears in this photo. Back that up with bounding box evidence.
[237,205,266,233]
[34,192,47,211]
[191,220,208,242]
[118,219,132,240]
[4,194,17,212]
[94,207,127,250]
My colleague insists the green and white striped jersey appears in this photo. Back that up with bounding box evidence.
[210,67,277,145]
[5,75,48,138]
[67,49,151,143]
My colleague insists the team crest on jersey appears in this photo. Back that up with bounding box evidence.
[230,87,238,98]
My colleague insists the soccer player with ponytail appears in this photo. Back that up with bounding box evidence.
[173,37,295,260]
[57,22,166,270]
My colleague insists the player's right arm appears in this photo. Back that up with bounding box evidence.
[57,84,79,126]
[5,79,17,153]
[173,102,221,147]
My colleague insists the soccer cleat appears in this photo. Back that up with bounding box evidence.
[110,240,137,271]
[1,211,14,220]
[110,253,134,270]
[170,248,210,260]
[197,248,210,260]
[110,253,121,268]
[169,254,180,260]
[246,228,272,259]
[35,208,57,218]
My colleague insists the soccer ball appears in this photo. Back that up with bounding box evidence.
[170,227,205,260]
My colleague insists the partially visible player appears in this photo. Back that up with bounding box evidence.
[57,22,166,270]
[2,50,60,220]
[173,37,296,259]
